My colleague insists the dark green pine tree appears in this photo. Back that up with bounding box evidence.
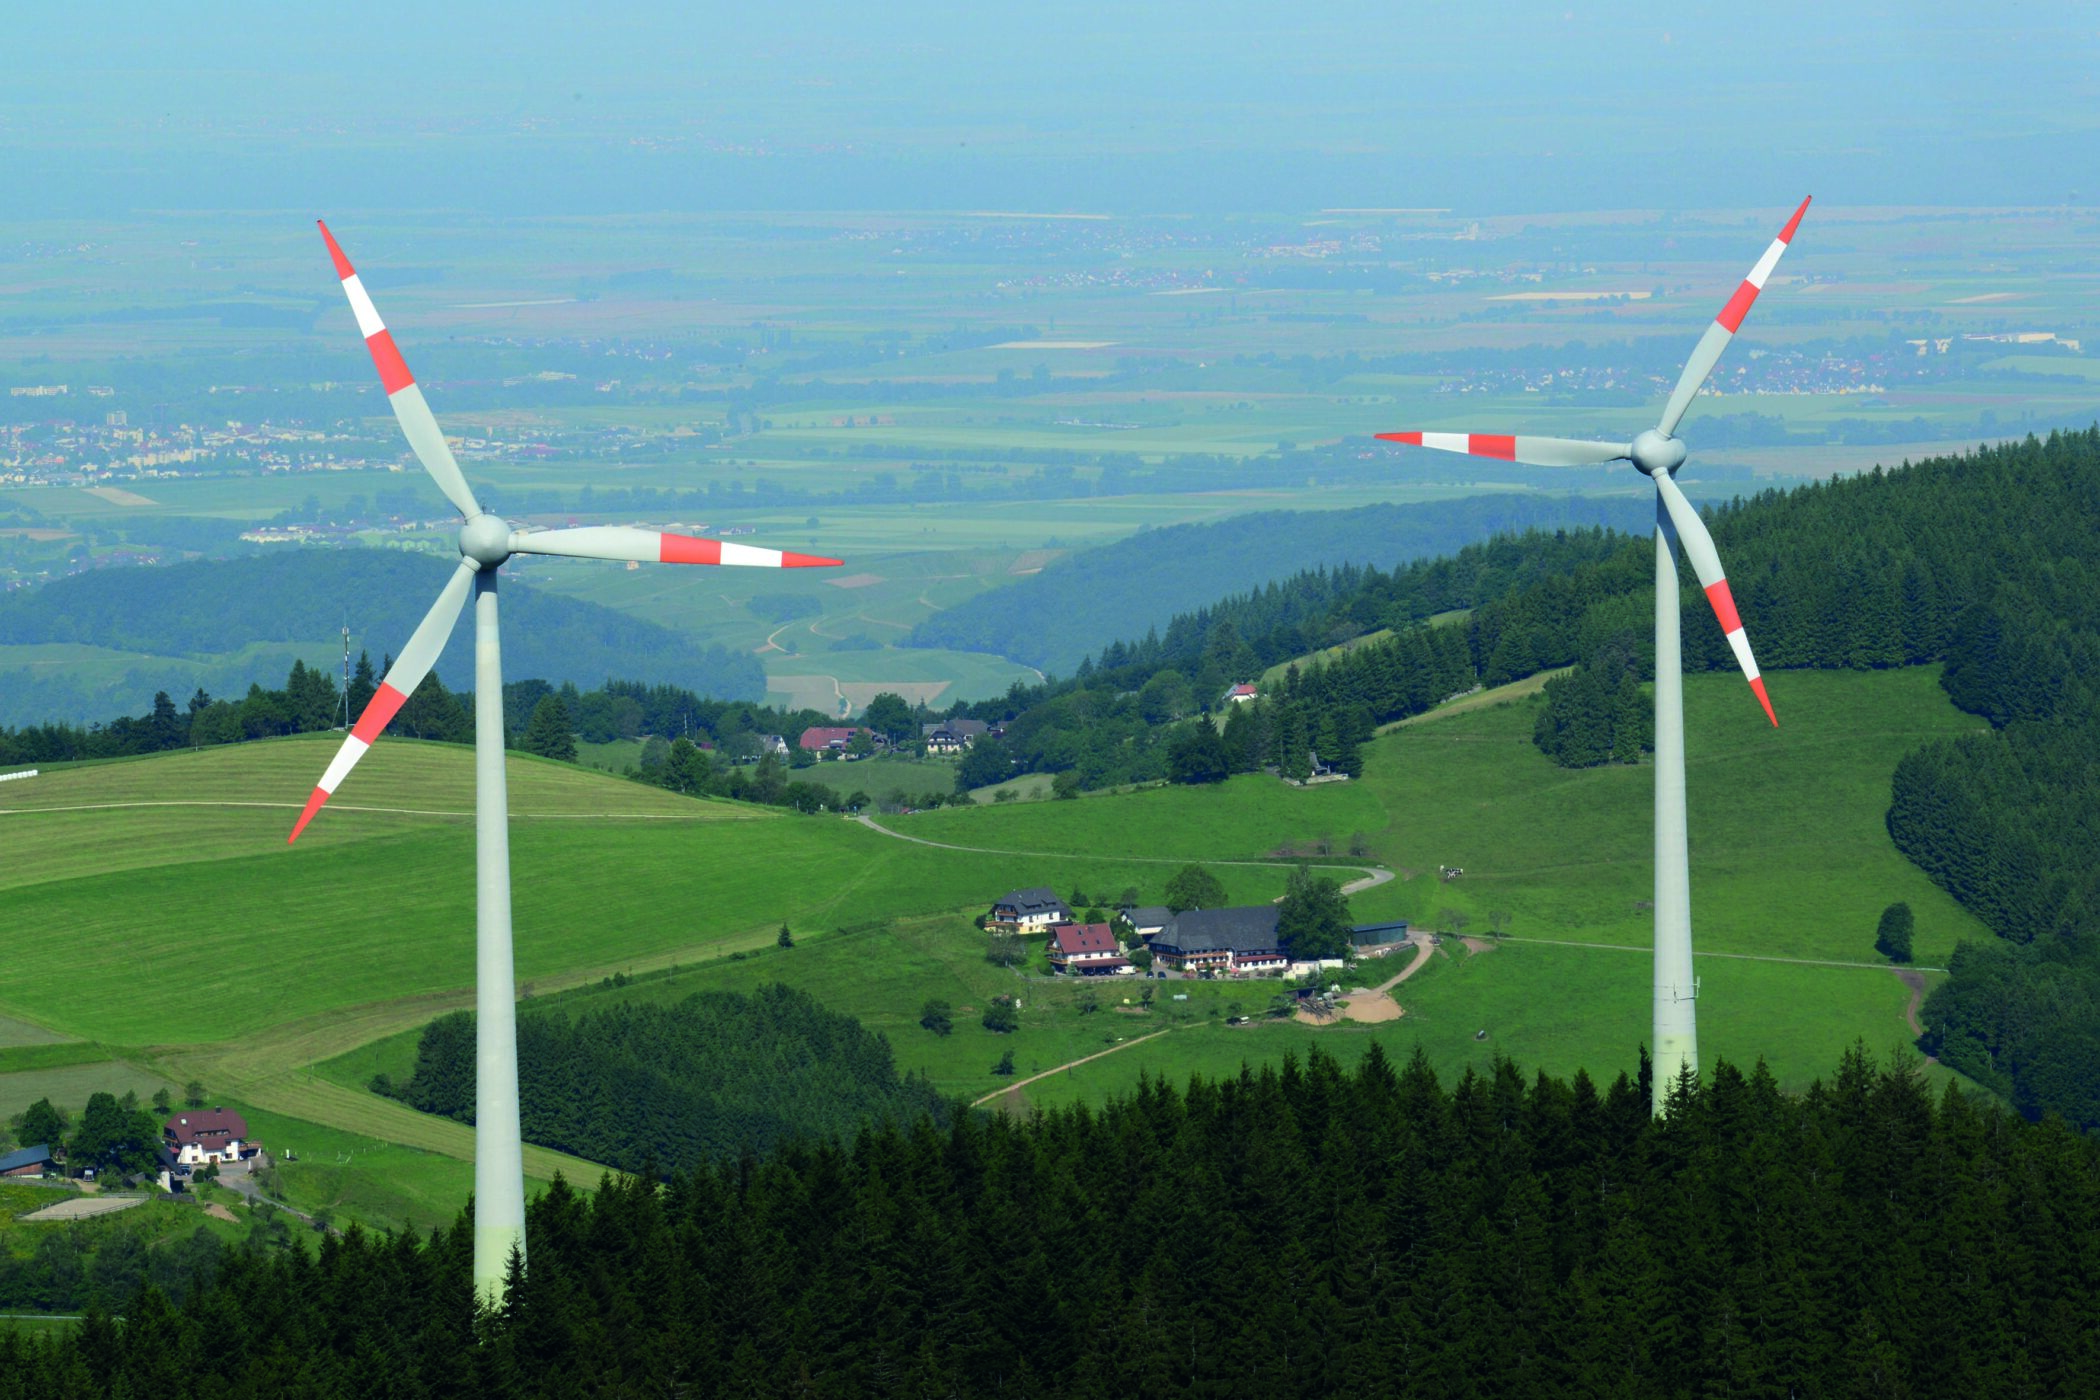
[520,694,578,762]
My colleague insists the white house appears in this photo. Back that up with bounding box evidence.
[164,1109,251,1167]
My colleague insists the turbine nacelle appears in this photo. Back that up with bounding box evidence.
[1630,430,1687,478]
[459,514,513,568]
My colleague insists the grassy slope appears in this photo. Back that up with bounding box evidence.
[1,666,1989,1225]
[896,667,1988,968]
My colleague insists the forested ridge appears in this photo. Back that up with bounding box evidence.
[911,492,1650,673]
[0,550,765,725]
[6,1044,2099,1397]
[378,985,951,1175]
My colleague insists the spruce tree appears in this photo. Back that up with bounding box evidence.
[520,695,578,762]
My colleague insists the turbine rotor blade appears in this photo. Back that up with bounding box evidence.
[1653,473,1775,726]
[318,221,483,520]
[1375,432,1631,468]
[507,525,842,569]
[288,559,479,842]
[1655,197,1811,439]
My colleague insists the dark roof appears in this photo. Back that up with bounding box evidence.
[165,1109,248,1147]
[1051,922,1119,956]
[1351,920,1411,944]
[1117,905,1175,929]
[0,1144,53,1173]
[994,888,1071,916]
[1152,905,1283,956]
[923,718,989,738]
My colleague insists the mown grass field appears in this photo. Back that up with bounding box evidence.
[0,735,1298,1051]
[897,666,1990,969]
[2,664,1990,1229]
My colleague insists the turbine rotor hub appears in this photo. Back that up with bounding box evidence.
[458,513,512,568]
[1630,430,1688,478]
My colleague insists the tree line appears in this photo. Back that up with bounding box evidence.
[375,984,951,1176]
[4,1043,2097,1396]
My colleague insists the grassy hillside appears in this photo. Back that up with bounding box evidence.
[897,666,1989,968]
[2,665,1989,1230]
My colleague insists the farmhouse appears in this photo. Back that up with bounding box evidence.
[987,887,1074,933]
[922,718,990,754]
[163,1109,252,1167]
[1223,683,1259,705]
[0,1144,54,1178]
[1048,922,1131,976]
[1116,905,1174,940]
[798,726,878,760]
[1149,906,1289,976]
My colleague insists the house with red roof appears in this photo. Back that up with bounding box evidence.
[1048,922,1131,976]
[163,1109,252,1168]
[797,726,877,760]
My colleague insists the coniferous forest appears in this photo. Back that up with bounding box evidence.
[377,985,952,1174]
[7,1045,2100,1398]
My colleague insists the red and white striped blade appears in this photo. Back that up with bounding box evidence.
[507,525,842,569]
[1375,432,1630,468]
[288,560,478,842]
[1654,473,1775,726]
[1656,197,1811,439]
[318,221,482,521]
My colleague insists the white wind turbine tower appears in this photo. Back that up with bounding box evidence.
[1378,198,1809,1114]
[290,222,841,1300]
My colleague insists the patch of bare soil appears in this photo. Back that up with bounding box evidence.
[1461,936,1497,955]
[203,1203,239,1223]
[1339,993,1403,1023]
[1895,969,1928,1037]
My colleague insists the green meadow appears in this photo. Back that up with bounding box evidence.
[0,663,1992,1229]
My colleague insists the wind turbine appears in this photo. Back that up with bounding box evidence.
[289,222,841,1300]
[1377,197,1809,1114]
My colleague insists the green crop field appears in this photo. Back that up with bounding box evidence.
[790,754,963,802]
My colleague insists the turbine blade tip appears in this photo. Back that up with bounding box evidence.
[1750,676,1777,726]
[1780,196,1812,243]
[288,787,329,843]
[317,222,355,280]
[783,552,844,568]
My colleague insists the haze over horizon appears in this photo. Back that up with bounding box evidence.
[6,1,2096,218]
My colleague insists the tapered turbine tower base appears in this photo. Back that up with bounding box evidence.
[1651,501,1696,1112]
[472,571,526,1301]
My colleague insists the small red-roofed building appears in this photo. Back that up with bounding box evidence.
[1224,683,1259,704]
[798,726,877,759]
[1048,922,1131,976]
[163,1109,252,1167]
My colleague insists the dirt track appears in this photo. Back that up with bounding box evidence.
[970,1029,1171,1108]
[853,816,1394,895]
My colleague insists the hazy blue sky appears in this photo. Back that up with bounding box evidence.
[5,2,2095,215]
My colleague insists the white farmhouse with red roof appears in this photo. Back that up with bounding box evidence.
[1048,922,1132,976]
[163,1109,252,1167]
